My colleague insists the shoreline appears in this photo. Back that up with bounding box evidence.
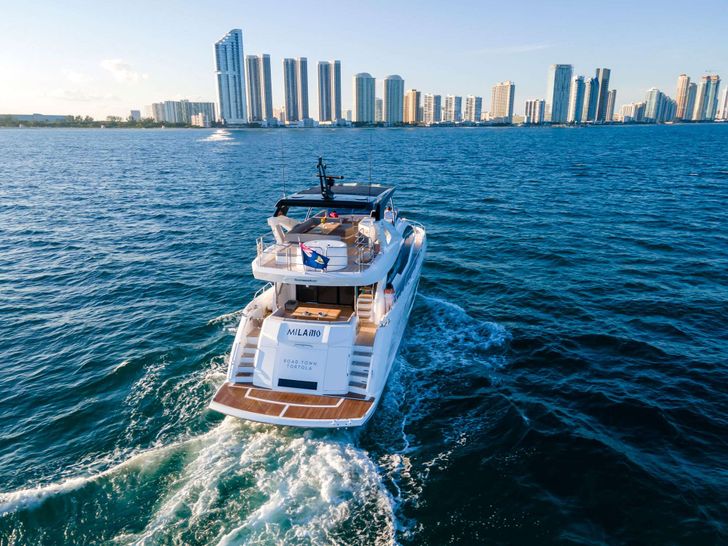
[1,120,725,130]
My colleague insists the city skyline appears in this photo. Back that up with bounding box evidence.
[2,0,727,120]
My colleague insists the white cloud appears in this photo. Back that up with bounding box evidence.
[100,59,148,83]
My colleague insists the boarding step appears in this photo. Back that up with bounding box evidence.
[352,353,372,365]
[235,371,254,382]
[353,344,373,354]
[348,382,368,395]
[350,369,369,379]
[245,336,259,345]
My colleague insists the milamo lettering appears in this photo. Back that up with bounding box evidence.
[287,328,322,338]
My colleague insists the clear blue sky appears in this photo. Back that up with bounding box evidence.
[1,0,726,118]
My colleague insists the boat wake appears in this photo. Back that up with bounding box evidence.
[199,129,234,142]
[0,294,508,545]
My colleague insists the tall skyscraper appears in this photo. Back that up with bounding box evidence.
[463,96,482,122]
[283,58,299,122]
[383,75,405,124]
[568,75,585,123]
[353,73,375,123]
[621,102,646,123]
[703,75,721,120]
[318,61,332,122]
[524,99,545,124]
[675,74,691,120]
[645,88,664,122]
[717,87,728,120]
[490,81,515,123]
[423,94,441,124]
[245,54,271,122]
[546,64,573,123]
[404,89,421,124]
[375,98,383,122]
[582,77,599,121]
[332,61,341,121]
[444,95,463,122]
[594,68,611,122]
[214,29,247,125]
[317,60,342,122]
[685,83,697,121]
[297,58,309,120]
[606,89,617,122]
[260,55,273,121]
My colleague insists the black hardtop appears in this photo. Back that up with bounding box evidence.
[274,183,395,219]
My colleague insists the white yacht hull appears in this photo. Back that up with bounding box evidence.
[210,225,426,428]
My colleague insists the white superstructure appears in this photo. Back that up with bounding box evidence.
[210,159,426,428]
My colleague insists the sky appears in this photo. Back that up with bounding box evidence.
[1,0,727,119]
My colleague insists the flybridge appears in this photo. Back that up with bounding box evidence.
[273,158,395,221]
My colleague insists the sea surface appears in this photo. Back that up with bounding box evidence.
[0,125,726,545]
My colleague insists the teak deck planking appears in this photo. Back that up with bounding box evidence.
[213,383,374,421]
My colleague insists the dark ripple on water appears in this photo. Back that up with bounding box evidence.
[0,125,727,545]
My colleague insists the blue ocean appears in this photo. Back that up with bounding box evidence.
[0,125,726,545]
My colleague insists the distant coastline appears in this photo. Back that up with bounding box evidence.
[1,117,725,129]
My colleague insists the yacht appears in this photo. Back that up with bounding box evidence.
[210,159,426,428]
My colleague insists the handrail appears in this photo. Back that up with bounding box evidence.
[255,233,378,273]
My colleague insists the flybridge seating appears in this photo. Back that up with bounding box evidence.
[254,172,397,277]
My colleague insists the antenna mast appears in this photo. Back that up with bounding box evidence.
[316,157,343,200]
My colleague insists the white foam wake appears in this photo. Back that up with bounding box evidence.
[1,419,397,545]
[199,129,234,142]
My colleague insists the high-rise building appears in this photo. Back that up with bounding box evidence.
[332,61,342,121]
[443,95,455,122]
[443,95,462,122]
[546,64,573,123]
[317,60,342,122]
[423,94,441,125]
[490,81,515,123]
[260,54,273,121]
[645,89,677,123]
[568,75,585,123]
[245,55,263,122]
[621,102,646,123]
[375,98,383,122]
[717,87,728,120]
[383,75,405,124]
[606,89,617,122]
[404,89,421,124]
[129,110,141,121]
[353,73,375,123]
[214,29,247,125]
[297,58,309,120]
[675,74,691,120]
[148,100,216,124]
[594,68,611,122]
[685,83,697,121]
[463,95,482,122]
[645,88,664,122]
[524,99,545,124]
[703,75,721,120]
[318,61,332,122]
[582,77,599,122]
[283,58,299,122]
[692,78,708,120]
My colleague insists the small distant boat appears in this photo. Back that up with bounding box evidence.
[210,158,427,427]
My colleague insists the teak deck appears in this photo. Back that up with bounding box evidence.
[213,382,374,421]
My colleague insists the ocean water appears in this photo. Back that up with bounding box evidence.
[0,125,726,545]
